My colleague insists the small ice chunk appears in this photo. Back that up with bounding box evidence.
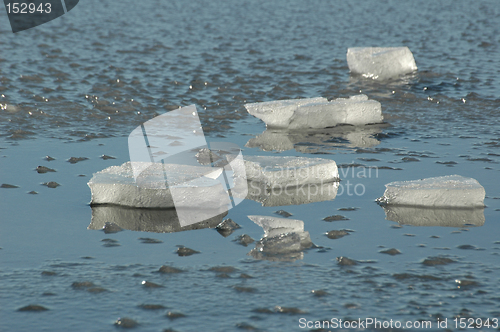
[377,175,485,208]
[88,161,229,209]
[244,156,339,188]
[248,215,312,256]
[245,97,327,128]
[347,47,417,80]
[245,95,382,129]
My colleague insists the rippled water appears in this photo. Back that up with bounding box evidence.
[1,1,500,331]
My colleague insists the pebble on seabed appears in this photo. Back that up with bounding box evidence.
[379,248,402,255]
[233,234,254,247]
[17,304,49,312]
[311,289,329,297]
[158,265,184,274]
[422,256,455,266]
[114,317,138,328]
[28,191,38,194]
[35,166,56,173]
[176,247,199,256]
[141,280,164,288]
[100,154,116,160]
[165,311,186,320]
[326,230,349,239]
[67,157,89,164]
[102,222,123,234]
[323,215,349,221]
[1,183,19,188]
[233,286,257,293]
[336,256,357,266]
[209,266,237,273]
[274,306,307,314]
[216,218,241,237]
[42,181,60,188]
[139,237,163,244]
[274,210,292,217]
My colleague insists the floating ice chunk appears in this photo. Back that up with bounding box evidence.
[88,161,230,209]
[245,95,382,129]
[248,215,312,261]
[88,205,227,233]
[377,175,485,208]
[347,47,417,80]
[382,206,485,227]
[245,97,327,128]
[244,156,339,188]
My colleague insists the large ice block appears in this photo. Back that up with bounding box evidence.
[88,161,230,209]
[248,215,312,261]
[347,47,417,80]
[377,175,485,208]
[244,156,339,188]
[245,95,382,129]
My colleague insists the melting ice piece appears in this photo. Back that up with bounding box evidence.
[244,156,339,188]
[245,95,382,129]
[382,206,485,227]
[248,215,312,261]
[377,175,485,208]
[88,161,230,209]
[88,205,227,233]
[347,47,417,80]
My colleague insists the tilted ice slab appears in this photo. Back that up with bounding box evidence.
[347,47,417,80]
[244,155,339,188]
[248,215,312,261]
[88,161,229,209]
[245,95,382,129]
[377,175,485,208]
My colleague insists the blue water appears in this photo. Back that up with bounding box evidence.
[1,1,500,331]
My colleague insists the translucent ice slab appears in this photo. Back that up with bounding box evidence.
[347,47,417,80]
[244,155,339,188]
[248,215,312,261]
[377,175,485,208]
[245,95,382,129]
[88,161,230,209]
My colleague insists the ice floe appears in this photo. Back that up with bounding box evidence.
[347,47,417,80]
[245,95,382,129]
[377,175,485,208]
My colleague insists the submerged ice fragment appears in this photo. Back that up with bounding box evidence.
[347,47,417,80]
[245,95,382,129]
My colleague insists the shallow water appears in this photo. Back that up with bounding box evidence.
[1,1,500,331]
